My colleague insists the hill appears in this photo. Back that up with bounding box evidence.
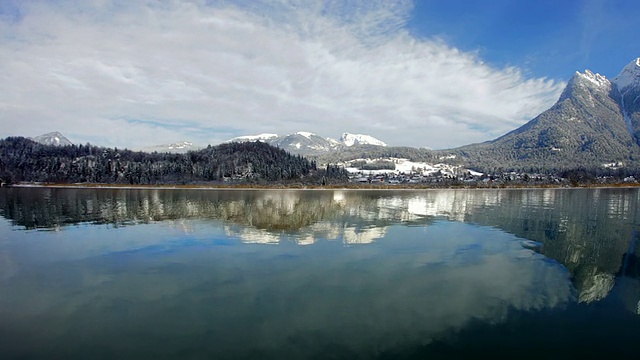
[0,137,327,185]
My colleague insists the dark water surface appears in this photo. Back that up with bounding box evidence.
[0,187,639,359]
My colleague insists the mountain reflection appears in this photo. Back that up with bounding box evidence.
[2,187,640,357]
[0,187,639,308]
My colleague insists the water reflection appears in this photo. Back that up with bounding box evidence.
[1,188,639,280]
[0,222,574,358]
[0,187,639,358]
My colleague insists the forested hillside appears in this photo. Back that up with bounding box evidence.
[434,60,640,174]
[0,137,329,185]
[313,144,438,164]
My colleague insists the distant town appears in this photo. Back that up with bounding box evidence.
[340,157,638,187]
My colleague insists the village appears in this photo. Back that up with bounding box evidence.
[339,157,638,186]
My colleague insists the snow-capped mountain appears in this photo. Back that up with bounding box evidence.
[30,131,73,146]
[139,141,202,154]
[612,58,640,145]
[612,57,640,90]
[270,132,342,155]
[340,133,387,147]
[227,133,279,143]
[226,131,387,155]
[455,57,640,170]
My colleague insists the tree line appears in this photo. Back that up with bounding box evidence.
[0,137,345,185]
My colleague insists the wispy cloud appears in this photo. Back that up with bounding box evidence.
[0,0,564,149]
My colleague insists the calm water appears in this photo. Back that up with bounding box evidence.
[0,187,639,359]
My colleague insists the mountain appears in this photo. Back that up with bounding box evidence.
[612,58,640,145]
[138,141,201,154]
[270,132,342,155]
[228,133,279,143]
[452,58,640,172]
[227,131,387,155]
[340,133,387,147]
[30,131,72,146]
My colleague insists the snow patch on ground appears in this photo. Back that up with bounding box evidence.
[340,157,477,177]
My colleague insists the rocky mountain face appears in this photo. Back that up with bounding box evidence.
[30,131,73,146]
[227,131,387,156]
[612,58,640,146]
[453,58,640,171]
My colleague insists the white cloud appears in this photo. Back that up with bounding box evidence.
[0,0,565,149]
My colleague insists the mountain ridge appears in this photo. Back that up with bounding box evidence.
[22,57,640,174]
[226,131,388,156]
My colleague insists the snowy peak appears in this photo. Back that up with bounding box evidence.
[559,69,611,102]
[340,133,387,147]
[572,69,611,89]
[464,57,640,170]
[226,132,334,154]
[296,131,315,139]
[166,141,194,149]
[612,57,640,90]
[228,133,279,142]
[225,131,388,155]
[30,131,73,146]
[273,132,339,153]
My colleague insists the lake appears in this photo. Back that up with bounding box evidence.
[0,187,639,359]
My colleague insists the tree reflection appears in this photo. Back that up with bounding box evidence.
[0,187,639,306]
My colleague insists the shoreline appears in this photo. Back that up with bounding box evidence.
[4,182,640,191]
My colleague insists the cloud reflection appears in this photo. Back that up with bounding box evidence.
[0,187,638,308]
[0,221,573,358]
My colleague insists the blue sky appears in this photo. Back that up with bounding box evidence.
[0,0,638,149]
[408,0,639,79]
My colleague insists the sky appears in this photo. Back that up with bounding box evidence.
[0,0,638,150]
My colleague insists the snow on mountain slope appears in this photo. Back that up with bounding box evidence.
[296,131,315,139]
[575,69,610,89]
[165,141,195,150]
[228,133,279,142]
[226,131,388,155]
[612,58,640,145]
[30,131,73,146]
[340,133,387,147]
[612,57,640,90]
[271,132,341,154]
[326,138,342,147]
[139,141,201,154]
[456,57,640,169]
